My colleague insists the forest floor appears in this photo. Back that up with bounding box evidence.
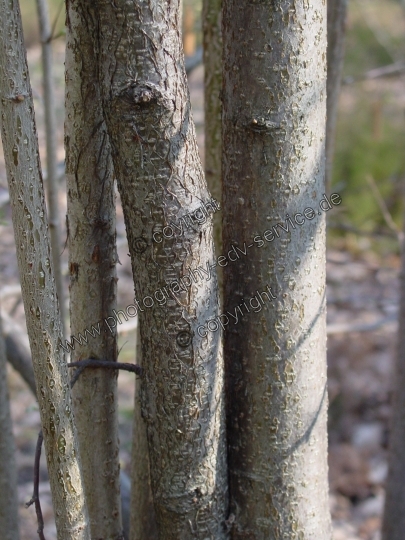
[0,43,400,540]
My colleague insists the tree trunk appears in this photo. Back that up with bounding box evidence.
[36,0,66,338]
[382,227,405,540]
[2,311,37,396]
[83,1,229,537]
[65,1,123,538]
[0,311,20,540]
[326,0,348,192]
[2,310,135,539]
[0,1,90,538]
[222,1,331,538]
[130,325,158,540]
[203,0,222,279]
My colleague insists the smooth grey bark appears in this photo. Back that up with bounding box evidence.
[65,1,123,538]
[0,311,20,540]
[130,325,158,540]
[222,1,331,538]
[36,0,66,337]
[0,1,90,538]
[382,224,405,540]
[326,0,348,192]
[83,1,229,537]
[203,0,222,280]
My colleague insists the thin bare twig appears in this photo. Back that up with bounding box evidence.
[68,359,142,388]
[343,62,405,85]
[365,175,403,243]
[49,0,64,43]
[327,221,398,239]
[327,314,397,335]
[25,431,46,540]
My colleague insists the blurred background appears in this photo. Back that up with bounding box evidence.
[1,1,405,538]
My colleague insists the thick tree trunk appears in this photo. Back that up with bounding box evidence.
[0,1,90,538]
[203,0,222,275]
[82,1,229,537]
[382,228,405,540]
[130,325,158,540]
[326,0,348,192]
[222,1,331,538]
[36,0,66,337]
[0,311,20,540]
[65,1,123,538]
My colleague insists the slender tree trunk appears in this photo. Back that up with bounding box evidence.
[36,0,66,337]
[82,1,229,537]
[2,311,37,396]
[203,0,222,273]
[382,227,405,540]
[130,325,158,540]
[0,310,20,540]
[65,1,123,538]
[222,1,331,538]
[2,311,135,539]
[0,1,90,538]
[326,0,348,192]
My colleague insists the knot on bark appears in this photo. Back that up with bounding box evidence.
[246,116,280,133]
[121,82,165,108]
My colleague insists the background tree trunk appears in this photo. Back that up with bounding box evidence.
[2,311,37,395]
[203,0,222,285]
[36,0,66,338]
[222,0,331,538]
[83,1,229,536]
[65,1,122,538]
[0,1,90,538]
[326,0,348,192]
[0,311,20,540]
[382,223,405,540]
[130,325,158,540]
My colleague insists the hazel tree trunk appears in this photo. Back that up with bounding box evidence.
[130,326,158,540]
[382,226,405,540]
[0,311,20,540]
[36,0,66,337]
[203,0,222,260]
[2,311,37,396]
[82,1,229,537]
[65,1,123,538]
[326,0,348,192]
[222,1,331,538]
[0,1,90,538]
